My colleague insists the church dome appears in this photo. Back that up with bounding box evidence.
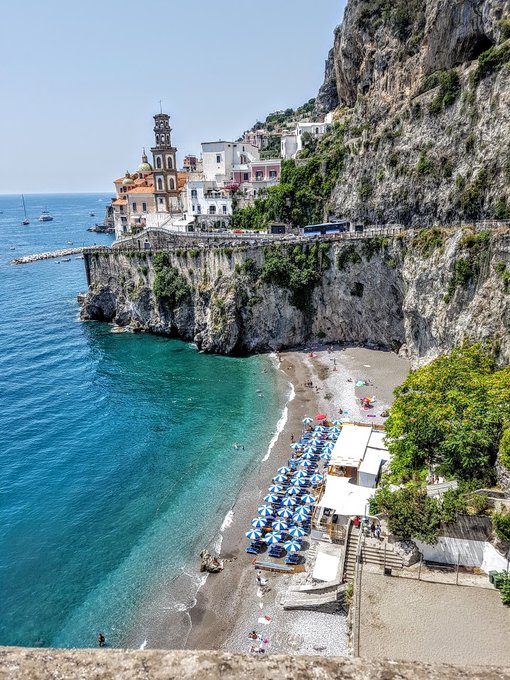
[122,172,134,186]
[138,150,153,173]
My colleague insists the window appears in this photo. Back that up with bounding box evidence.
[168,177,175,190]
[197,205,201,213]
[222,205,227,214]
[256,171,263,181]
[167,156,173,169]
[315,127,319,134]
[156,134,160,144]
[269,170,277,179]
[166,134,170,144]
[216,154,221,163]
[142,202,147,212]
[191,189,198,199]
[158,197,164,204]
[243,173,249,181]
[156,157,162,169]
[209,205,216,215]
[132,202,137,212]
[157,177,163,191]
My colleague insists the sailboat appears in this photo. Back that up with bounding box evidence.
[21,195,29,225]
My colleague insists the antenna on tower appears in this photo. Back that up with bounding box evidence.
[159,100,163,114]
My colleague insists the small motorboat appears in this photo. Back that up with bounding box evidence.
[90,212,95,217]
[39,210,54,222]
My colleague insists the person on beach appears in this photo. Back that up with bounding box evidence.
[248,631,259,640]
[97,632,106,647]
[290,433,294,443]
[375,524,381,540]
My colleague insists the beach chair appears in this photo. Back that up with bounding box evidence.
[268,544,284,558]
[284,553,301,565]
[245,543,261,555]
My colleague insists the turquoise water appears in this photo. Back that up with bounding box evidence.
[0,194,287,649]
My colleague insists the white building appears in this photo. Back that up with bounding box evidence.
[202,141,259,184]
[281,121,330,160]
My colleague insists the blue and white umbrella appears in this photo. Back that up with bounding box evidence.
[272,519,288,532]
[258,504,274,516]
[264,493,279,503]
[293,508,310,522]
[264,531,283,544]
[251,517,268,528]
[301,494,316,504]
[315,426,327,433]
[268,484,283,493]
[278,466,291,474]
[293,470,308,479]
[301,451,316,460]
[290,443,301,451]
[286,486,301,495]
[282,496,297,507]
[303,417,313,425]
[331,427,341,434]
[273,474,287,483]
[277,507,294,518]
[246,528,263,540]
[283,539,302,553]
[332,420,342,426]
[304,445,317,454]
[287,525,306,538]
[310,473,324,484]
[301,460,315,468]
[292,477,309,486]
[320,452,332,461]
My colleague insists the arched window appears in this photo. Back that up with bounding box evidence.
[167,156,173,169]
[157,177,163,191]
[156,157,162,169]
[166,134,170,144]
[191,189,198,198]
[168,177,176,191]
[209,205,216,215]
[156,134,160,144]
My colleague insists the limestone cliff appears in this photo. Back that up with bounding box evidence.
[80,227,510,366]
[316,0,510,225]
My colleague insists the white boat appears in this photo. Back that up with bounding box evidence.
[39,210,53,222]
[21,195,29,225]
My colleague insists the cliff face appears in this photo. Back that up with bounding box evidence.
[316,0,510,225]
[80,228,510,366]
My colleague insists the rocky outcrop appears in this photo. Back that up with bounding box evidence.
[80,227,510,367]
[316,0,510,225]
[199,550,223,573]
[315,48,339,115]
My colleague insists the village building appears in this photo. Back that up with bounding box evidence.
[281,120,330,160]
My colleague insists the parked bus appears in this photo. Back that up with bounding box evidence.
[302,221,351,237]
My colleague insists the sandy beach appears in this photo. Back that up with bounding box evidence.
[184,344,409,655]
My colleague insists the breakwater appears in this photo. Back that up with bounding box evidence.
[12,246,109,265]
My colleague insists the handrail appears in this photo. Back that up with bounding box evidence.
[352,530,365,658]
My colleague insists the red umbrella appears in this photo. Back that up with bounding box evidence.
[315,413,327,421]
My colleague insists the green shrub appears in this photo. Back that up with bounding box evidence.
[412,227,445,257]
[499,19,510,42]
[371,485,442,543]
[358,176,374,200]
[152,253,190,309]
[474,44,510,84]
[495,196,510,219]
[337,244,362,270]
[416,152,434,175]
[362,236,388,260]
[499,428,510,469]
[501,578,510,606]
[493,513,510,542]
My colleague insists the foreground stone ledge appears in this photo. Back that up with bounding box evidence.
[0,649,509,680]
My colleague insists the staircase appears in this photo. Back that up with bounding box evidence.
[361,538,404,570]
[279,581,347,612]
[343,526,361,581]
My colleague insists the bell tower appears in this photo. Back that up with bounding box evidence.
[151,112,180,213]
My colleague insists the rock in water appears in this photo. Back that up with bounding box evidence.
[200,549,224,573]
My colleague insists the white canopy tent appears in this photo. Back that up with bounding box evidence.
[316,475,375,524]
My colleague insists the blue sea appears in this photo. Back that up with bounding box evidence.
[0,194,288,649]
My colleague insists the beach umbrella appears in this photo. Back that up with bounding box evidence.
[303,417,313,424]
[281,496,297,507]
[293,477,309,487]
[301,460,315,468]
[246,528,262,540]
[304,446,317,454]
[268,484,283,493]
[264,531,283,544]
[330,427,341,434]
[286,486,301,495]
[251,517,268,528]
[315,413,327,421]
[264,493,279,503]
[320,452,332,461]
[277,507,294,518]
[278,466,291,474]
[301,451,315,460]
[257,504,273,516]
[288,525,306,538]
[273,474,287,483]
[272,519,288,532]
[293,469,308,479]
[283,539,302,553]
[310,473,324,484]
[290,443,301,451]
[332,420,342,426]
[315,426,327,433]
[301,494,316,504]
[293,507,310,522]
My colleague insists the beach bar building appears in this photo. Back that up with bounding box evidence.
[311,424,390,542]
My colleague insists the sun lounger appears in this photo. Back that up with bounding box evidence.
[268,545,285,558]
[285,553,301,565]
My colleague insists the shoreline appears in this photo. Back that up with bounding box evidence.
[184,344,410,653]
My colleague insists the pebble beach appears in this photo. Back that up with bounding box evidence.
[184,345,410,655]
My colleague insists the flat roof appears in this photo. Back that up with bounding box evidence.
[317,475,374,517]
[359,448,386,476]
[368,430,387,450]
[312,551,340,582]
[330,424,372,468]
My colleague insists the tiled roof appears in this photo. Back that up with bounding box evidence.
[128,186,154,194]
[112,199,127,206]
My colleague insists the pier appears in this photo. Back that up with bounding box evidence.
[11,246,108,265]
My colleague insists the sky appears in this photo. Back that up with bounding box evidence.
[0,0,345,195]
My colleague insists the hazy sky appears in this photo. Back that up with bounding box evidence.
[0,0,345,194]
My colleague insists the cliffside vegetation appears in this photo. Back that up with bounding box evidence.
[152,253,191,308]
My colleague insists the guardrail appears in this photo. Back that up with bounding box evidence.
[352,529,365,658]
